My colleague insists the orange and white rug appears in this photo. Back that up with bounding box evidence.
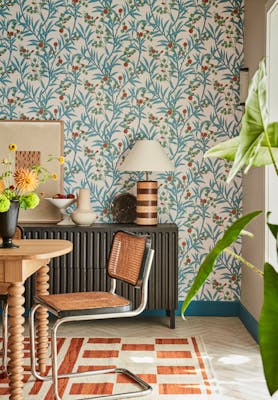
[0,336,219,399]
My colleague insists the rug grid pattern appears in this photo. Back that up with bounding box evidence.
[0,336,219,399]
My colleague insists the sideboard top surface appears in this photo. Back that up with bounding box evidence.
[22,223,178,233]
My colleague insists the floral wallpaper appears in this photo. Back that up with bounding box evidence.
[0,0,243,302]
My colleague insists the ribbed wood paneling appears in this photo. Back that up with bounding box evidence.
[22,224,178,328]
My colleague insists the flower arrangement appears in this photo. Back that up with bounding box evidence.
[0,143,64,213]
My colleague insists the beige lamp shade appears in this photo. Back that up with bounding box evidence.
[119,140,174,226]
[119,139,174,174]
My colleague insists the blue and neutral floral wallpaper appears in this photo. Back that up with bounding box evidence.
[0,1,243,303]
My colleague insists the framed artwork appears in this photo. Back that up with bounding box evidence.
[0,120,64,223]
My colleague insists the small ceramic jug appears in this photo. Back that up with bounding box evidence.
[71,188,96,226]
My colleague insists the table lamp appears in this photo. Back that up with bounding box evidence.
[119,139,174,225]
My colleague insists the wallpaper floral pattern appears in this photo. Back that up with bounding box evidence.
[0,0,243,302]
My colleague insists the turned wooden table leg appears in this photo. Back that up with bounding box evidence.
[36,263,50,375]
[7,282,25,400]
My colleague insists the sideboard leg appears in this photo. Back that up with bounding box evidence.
[169,309,175,329]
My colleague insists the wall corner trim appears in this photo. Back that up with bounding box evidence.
[239,303,259,343]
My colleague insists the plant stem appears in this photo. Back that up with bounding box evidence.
[224,248,264,277]
[264,130,278,176]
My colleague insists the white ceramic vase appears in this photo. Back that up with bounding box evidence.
[71,188,96,226]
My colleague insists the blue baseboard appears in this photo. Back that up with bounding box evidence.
[142,300,240,317]
[239,303,259,343]
[177,300,240,316]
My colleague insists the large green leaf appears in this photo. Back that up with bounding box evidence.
[205,137,239,161]
[181,210,262,316]
[227,60,268,182]
[259,263,278,396]
[205,122,278,166]
[250,147,278,166]
[251,122,278,167]
[263,122,278,147]
[266,213,278,241]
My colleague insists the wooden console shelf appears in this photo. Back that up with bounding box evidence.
[22,223,178,328]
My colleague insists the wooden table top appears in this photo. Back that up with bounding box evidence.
[0,239,73,260]
[0,239,73,284]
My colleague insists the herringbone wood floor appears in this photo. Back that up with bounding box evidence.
[5,316,278,399]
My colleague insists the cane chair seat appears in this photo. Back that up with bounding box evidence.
[35,291,132,318]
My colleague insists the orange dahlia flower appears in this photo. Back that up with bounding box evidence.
[14,168,39,192]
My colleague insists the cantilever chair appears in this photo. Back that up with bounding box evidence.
[0,226,23,376]
[29,230,155,400]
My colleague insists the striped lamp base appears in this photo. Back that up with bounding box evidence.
[136,181,157,225]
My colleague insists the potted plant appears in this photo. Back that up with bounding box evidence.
[181,60,278,396]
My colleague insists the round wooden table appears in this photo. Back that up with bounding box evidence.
[0,239,73,400]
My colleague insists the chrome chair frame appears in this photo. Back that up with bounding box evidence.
[29,231,154,400]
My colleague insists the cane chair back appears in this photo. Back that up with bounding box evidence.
[13,226,23,239]
[108,230,149,286]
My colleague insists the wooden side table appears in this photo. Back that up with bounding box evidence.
[0,239,72,400]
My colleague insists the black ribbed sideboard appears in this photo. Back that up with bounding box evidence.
[22,223,178,328]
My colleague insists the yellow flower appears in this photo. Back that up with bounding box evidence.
[9,143,17,151]
[0,179,5,194]
[14,168,39,192]
[52,173,58,180]
[57,156,64,165]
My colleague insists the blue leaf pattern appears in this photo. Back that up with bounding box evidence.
[0,0,243,302]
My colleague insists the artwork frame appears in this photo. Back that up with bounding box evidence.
[0,120,64,223]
